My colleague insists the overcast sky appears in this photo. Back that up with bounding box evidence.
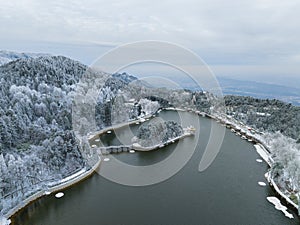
[0,0,299,86]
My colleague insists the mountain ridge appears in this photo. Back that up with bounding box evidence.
[0,50,50,66]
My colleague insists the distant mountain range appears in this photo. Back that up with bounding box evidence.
[218,77,300,106]
[0,50,50,66]
[1,50,299,106]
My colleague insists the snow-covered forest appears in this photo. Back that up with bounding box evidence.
[263,132,300,203]
[0,56,86,213]
[224,95,300,141]
[0,54,299,215]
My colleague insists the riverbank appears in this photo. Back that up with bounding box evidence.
[132,131,194,151]
[4,114,155,222]
[210,114,299,213]
[216,117,299,213]
[3,159,101,224]
[88,114,154,142]
[254,144,298,216]
[163,106,298,213]
[5,107,298,222]
[178,106,299,214]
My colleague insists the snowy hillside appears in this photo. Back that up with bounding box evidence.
[0,56,87,214]
[0,52,299,216]
[0,50,49,66]
[0,55,172,215]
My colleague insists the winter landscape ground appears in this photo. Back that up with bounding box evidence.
[0,52,299,224]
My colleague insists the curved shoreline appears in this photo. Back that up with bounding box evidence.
[4,108,298,223]
[4,115,153,223]
[168,107,299,213]
[3,160,101,224]
[196,109,299,213]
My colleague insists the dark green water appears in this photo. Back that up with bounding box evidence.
[12,111,299,225]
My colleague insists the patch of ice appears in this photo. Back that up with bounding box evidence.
[267,196,294,219]
[55,192,64,198]
[258,182,266,186]
[256,159,263,163]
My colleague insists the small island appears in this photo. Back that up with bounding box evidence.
[131,120,195,151]
[97,119,195,155]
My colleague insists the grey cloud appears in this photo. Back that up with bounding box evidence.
[0,0,299,84]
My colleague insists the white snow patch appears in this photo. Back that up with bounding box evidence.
[256,112,266,116]
[55,192,64,198]
[91,145,97,148]
[60,168,86,183]
[132,143,141,148]
[256,159,263,163]
[45,191,51,195]
[264,172,271,181]
[0,217,11,225]
[254,144,270,165]
[129,150,135,153]
[95,139,100,142]
[104,158,110,162]
[267,197,294,219]
[258,181,267,186]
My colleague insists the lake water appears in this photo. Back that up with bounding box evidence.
[12,110,299,225]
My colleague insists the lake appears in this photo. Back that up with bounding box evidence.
[12,110,299,225]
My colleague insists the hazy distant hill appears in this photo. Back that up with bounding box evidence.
[160,75,300,106]
[218,77,300,106]
[0,50,49,66]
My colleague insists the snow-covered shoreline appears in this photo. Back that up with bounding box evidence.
[132,132,194,152]
[254,144,272,167]
[3,159,101,223]
[4,114,153,222]
[88,114,154,141]
[4,107,298,223]
[173,107,299,213]
[266,170,299,210]
[207,110,299,213]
